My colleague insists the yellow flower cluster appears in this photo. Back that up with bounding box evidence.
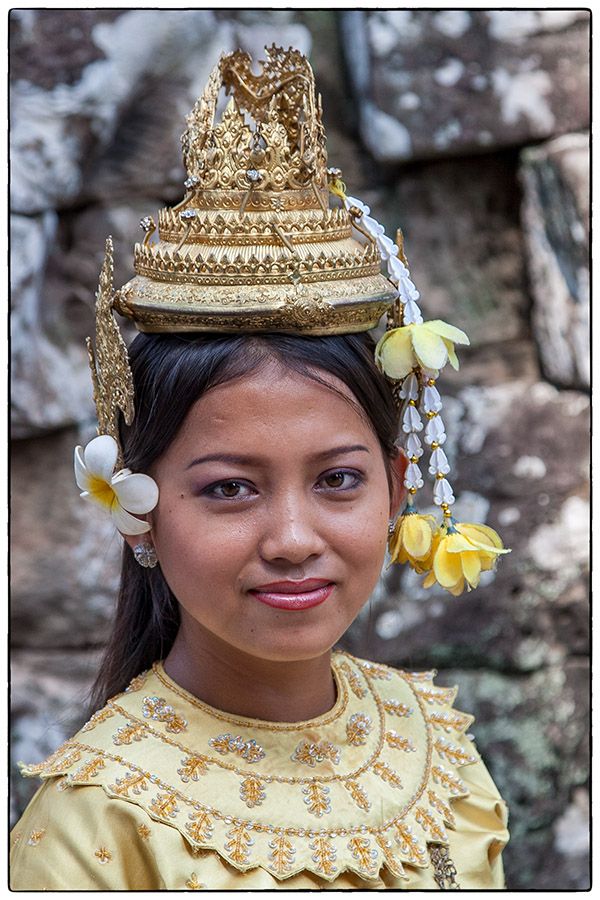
[389,511,510,596]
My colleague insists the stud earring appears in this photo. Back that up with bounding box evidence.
[133,542,158,568]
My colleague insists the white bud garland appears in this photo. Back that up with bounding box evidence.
[402,403,423,433]
[404,462,424,490]
[424,414,446,445]
[399,372,419,401]
[406,433,424,459]
[428,447,450,475]
[343,189,459,518]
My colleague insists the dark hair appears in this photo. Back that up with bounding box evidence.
[88,332,399,711]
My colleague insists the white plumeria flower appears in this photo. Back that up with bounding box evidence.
[74,434,159,535]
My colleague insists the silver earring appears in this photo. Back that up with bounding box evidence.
[133,542,158,568]
[388,519,396,536]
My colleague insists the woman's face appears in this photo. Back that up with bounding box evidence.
[135,361,405,664]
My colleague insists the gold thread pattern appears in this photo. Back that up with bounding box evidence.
[383,699,413,717]
[301,783,331,818]
[113,723,147,746]
[346,712,372,746]
[309,834,337,876]
[82,707,115,732]
[240,775,266,808]
[292,739,340,767]
[95,847,112,864]
[224,822,254,865]
[178,755,209,783]
[431,765,467,796]
[385,731,417,753]
[392,823,427,866]
[372,761,403,790]
[209,733,266,763]
[69,757,105,783]
[434,738,476,766]
[268,833,297,876]
[27,829,46,846]
[339,662,367,699]
[348,836,378,876]
[142,696,188,733]
[109,772,149,796]
[343,779,371,811]
[149,792,180,820]
[415,805,448,842]
[427,710,472,733]
[125,671,150,693]
[186,811,214,843]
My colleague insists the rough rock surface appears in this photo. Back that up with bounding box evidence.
[520,133,589,389]
[10,9,589,890]
[11,428,121,648]
[341,9,590,164]
[11,649,102,821]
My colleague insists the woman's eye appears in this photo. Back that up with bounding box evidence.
[205,480,255,500]
[317,470,362,491]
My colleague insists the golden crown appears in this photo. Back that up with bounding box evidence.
[111,45,397,334]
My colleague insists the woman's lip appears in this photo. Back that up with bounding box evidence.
[249,582,334,611]
[251,579,332,594]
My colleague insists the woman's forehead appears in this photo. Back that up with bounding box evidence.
[170,365,375,451]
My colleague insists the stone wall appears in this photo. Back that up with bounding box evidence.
[10,9,589,889]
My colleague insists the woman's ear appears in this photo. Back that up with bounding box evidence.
[389,447,408,518]
[120,514,153,552]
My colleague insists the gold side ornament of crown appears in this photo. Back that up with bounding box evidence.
[86,236,134,467]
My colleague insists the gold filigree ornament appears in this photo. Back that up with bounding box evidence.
[86,236,134,465]
[89,45,396,356]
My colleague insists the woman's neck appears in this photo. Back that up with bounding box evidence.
[163,629,337,723]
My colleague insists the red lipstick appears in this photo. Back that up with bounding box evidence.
[249,579,334,611]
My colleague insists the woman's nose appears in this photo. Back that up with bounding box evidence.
[258,495,326,566]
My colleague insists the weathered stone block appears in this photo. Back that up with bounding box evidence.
[11,429,121,649]
[380,153,530,347]
[11,212,95,437]
[520,133,589,389]
[341,9,589,163]
[11,648,101,824]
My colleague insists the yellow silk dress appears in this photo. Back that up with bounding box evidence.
[10,651,509,890]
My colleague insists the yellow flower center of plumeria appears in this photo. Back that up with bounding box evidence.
[87,476,116,509]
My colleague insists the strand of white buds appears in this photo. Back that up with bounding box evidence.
[343,196,423,319]
[420,376,455,508]
[340,188,459,513]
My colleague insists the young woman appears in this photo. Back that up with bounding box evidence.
[10,47,509,890]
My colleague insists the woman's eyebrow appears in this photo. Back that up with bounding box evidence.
[313,444,371,460]
[186,445,370,469]
[186,453,262,469]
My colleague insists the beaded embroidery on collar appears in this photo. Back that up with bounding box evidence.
[20,652,479,883]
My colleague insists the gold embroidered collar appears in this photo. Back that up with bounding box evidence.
[21,652,476,882]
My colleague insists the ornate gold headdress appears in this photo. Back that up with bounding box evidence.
[110,45,396,336]
[84,45,508,589]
